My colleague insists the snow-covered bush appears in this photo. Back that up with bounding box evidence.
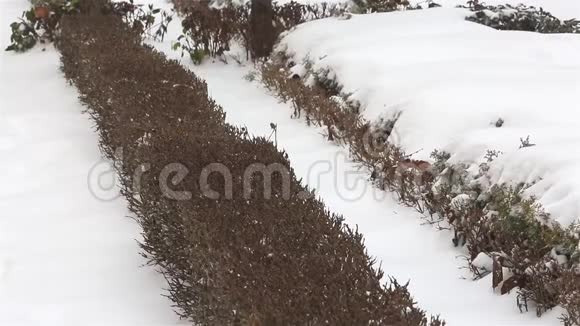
[351,0,409,13]
[462,2,580,33]
[404,152,580,317]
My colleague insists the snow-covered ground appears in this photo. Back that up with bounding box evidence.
[1,0,576,323]
[278,7,580,227]
[146,0,568,324]
[0,1,183,325]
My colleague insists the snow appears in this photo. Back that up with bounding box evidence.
[451,193,472,211]
[278,7,580,227]
[145,0,566,324]
[0,1,182,325]
[472,252,493,271]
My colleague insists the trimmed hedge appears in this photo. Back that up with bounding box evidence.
[56,4,443,326]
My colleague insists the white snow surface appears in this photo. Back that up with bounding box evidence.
[0,1,183,325]
[278,7,580,227]
[146,0,566,324]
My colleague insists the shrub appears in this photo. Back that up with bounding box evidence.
[5,0,79,52]
[174,1,245,61]
[110,0,174,41]
[172,0,348,62]
[5,0,172,52]
[351,0,409,13]
[462,2,580,33]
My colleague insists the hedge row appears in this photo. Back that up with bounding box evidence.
[56,3,443,325]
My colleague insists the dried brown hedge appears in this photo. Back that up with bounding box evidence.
[56,5,443,326]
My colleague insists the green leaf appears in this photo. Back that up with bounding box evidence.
[5,44,16,51]
[25,8,35,22]
[152,8,161,14]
